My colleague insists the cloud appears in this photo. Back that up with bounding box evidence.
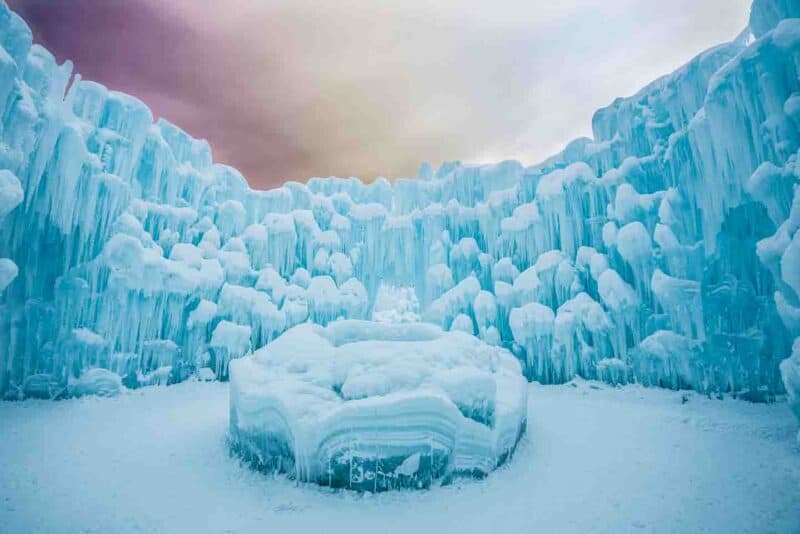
[10,0,750,189]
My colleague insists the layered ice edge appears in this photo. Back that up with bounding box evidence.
[228,321,528,490]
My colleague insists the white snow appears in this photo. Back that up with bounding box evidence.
[68,368,122,398]
[0,169,23,218]
[0,380,797,533]
[0,258,19,291]
[372,285,421,323]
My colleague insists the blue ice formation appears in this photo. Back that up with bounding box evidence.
[0,0,799,417]
[229,320,527,490]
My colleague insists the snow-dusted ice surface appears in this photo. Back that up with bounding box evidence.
[371,285,421,323]
[1,380,797,533]
[229,320,527,490]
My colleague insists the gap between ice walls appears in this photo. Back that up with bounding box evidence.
[0,0,799,409]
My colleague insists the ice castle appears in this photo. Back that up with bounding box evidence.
[0,0,799,484]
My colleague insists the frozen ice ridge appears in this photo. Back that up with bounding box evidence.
[0,0,799,452]
[229,320,527,490]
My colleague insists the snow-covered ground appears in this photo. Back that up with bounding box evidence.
[1,381,798,534]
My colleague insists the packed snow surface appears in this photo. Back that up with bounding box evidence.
[1,380,797,533]
[229,320,527,490]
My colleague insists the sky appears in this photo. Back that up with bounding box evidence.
[10,0,751,189]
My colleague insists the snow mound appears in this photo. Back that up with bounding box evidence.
[229,320,527,491]
[69,368,123,398]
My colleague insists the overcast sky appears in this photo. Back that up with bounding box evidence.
[11,0,751,189]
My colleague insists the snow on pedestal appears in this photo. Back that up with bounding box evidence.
[229,320,527,491]
[68,368,122,398]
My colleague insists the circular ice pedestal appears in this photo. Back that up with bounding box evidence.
[229,320,527,491]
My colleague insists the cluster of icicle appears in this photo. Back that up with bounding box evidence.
[0,0,799,414]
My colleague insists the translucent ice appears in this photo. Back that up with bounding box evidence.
[229,321,527,490]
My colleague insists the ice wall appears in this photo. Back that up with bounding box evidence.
[0,0,799,405]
